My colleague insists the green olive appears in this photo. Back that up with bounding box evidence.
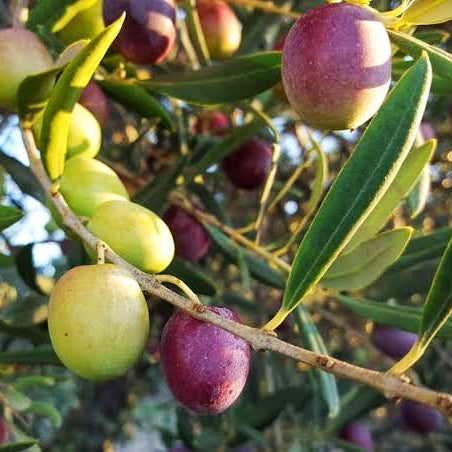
[48,264,149,381]
[87,200,175,273]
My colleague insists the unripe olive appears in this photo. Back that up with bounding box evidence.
[163,205,211,262]
[371,325,417,360]
[160,306,251,414]
[197,0,242,59]
[87,200,175,273]
[222,138,272,190]
[103,0,177,65]
[59,156,129,218]
[282,3,391,130]
[339,422,374,451]
[34,103,102,160]
[48,264,150,381]
[0,28,53,111]
[57,0,105,44]
[399,400,442,433]
[79,81,109,128]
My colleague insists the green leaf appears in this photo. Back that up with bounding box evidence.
[306,140,328,212]
[27,0,98,32]
[389,29,452,81]
[98,79,175,131]
[140,51,281,105]
[0,347,61,366]
[406,164,430,218]
[4,387,32,411]
[27,401,62,427]
[0,205,23,231]
[165,257,218,296]
[186,118,267,180]
[133,157,187,212]
[0,152,45,203]
[0,254,14,267]
[391,235,452,373]
[14,376,55,392]
[40,14,125,180]
[0,441,39,452]
[414,29,450,45]
[269,54,431,328]
[293,306,340,418]
[327,386,384,432]
[16,245,48,295]
[208,226,286,289]
[344,138,436,253]
[335,295,452,340]
[322,228,413,291]
[230,385,311,447]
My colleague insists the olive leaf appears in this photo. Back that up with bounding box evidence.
[266,53,432,330]
[40,14,125,180]
[0,205,24,231]
[400,0,452,25]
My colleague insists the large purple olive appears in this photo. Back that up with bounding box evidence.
[282,3,391,130]
[399,400,442,433]
[103,0,177,65]
[339,422,374,451]
[160,306,251,414]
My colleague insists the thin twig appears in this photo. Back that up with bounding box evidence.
[20,126,452,417]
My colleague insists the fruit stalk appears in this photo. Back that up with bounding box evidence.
[20,126,452,417]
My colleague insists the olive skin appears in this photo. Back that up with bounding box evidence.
[339,422,374,451]
[163,205,211,262]
[59,156,129,218]
[197,0,242,60]
[87,200,175,273]
[222,138,272,190]
[160,306,251,415]
[103,0,177,65]
[371,325,417,360]
[282,3,391,130]
[399,400,442,433]
[194,111,230,136]
[0,28,53,111]
[48,264,150,381]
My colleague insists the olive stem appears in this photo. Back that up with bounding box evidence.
[155,274,202,306]
[96,241,106,264]
[21,126,452,418]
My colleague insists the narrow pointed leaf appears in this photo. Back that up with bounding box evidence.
[391,235,452,373]
[322,228,413,291]
[0,441,38,452]
[336,295,452,340]
[0,347,61,366]
[0,205,23,231]
[40,14,125,180]
[401,0,452,25]
[27,401,62,427]
[406,164,430,218]
[389,30,452,81]
[293,306,340,418]
[306,140,328,212]
[279,54,431,321]
[414,29,450,45]
[344,138,435,253]
[140,52,281,105]
[4,388,32,411]
[98,79,174,131]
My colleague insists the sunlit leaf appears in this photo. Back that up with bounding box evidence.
[322,228,413,290]
[406,164,430,218]
[400,0,452,25]
[0,205,23,231]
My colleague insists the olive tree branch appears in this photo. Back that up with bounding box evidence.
[21,126,452,418]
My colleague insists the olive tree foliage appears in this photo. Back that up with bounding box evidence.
[0,0,451,450]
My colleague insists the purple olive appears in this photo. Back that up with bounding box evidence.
[222,138,273,190]
[371,325,417,360]
[399,400,442,433]
[194,111,230,136]
[282,3,391,130]
[103,0,177,65]
[339,422,374,451]
[160,306,251,415]
[163,205,211,262]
